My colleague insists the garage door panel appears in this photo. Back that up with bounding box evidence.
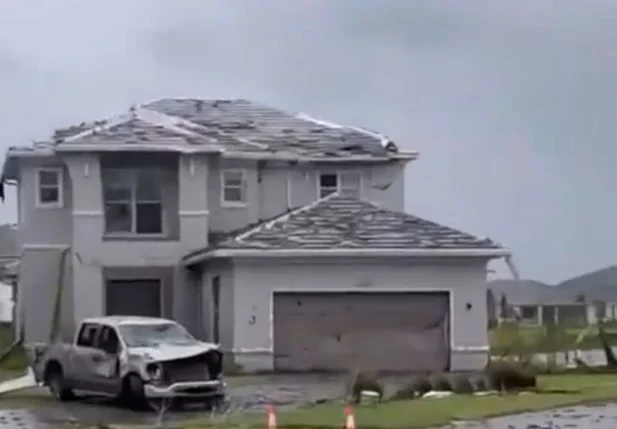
[273,292,449,372]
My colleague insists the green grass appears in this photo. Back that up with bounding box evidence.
[0,323,28,373]
[174,374,617,429]
[489,324,617,354]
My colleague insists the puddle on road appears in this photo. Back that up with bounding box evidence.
[437,403,617,429]
[0,384,334,429]
[0,410,54,429]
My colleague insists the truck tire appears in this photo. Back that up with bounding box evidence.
[46,364,74,401]
[121,374,147,410]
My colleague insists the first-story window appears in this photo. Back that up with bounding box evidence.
[318,172,361,198]
[35,168,63,208]
[102,169,163,235]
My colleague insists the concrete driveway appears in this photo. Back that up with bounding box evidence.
[0,374,350,428]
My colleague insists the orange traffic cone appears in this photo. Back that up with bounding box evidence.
[344,405,356,429]
[267,404,277,429]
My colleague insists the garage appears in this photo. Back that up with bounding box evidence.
[105,279,161,317]
[272,291,451,372]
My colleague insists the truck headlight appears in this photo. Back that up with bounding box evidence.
[145,363,163,381]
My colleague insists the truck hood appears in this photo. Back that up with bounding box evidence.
[127,342,220,362]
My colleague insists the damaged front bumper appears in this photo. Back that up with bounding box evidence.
[144,380,225,399]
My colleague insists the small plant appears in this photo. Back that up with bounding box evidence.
[430,373,452,391]
[450,374,474,394]
[474,377,488,392]
[486,360,537,392]
[391,382,416,400]
[411,375,432,396]
[350,371,384,404]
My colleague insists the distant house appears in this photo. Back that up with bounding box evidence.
[488,279,587,326]
[558,265,617,322]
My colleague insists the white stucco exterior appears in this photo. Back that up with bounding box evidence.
[200,256,491,372]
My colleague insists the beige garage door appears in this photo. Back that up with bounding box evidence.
[273,292,450,372]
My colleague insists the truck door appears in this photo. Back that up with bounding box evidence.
[89,325,123,395]
[72,323,103,392]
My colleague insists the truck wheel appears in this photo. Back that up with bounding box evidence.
[121,374,147,410]
[47,365,74,401]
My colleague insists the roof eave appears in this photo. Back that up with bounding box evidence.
[53,143,416,162]
[2,147,56,181]
[182,247,510,266]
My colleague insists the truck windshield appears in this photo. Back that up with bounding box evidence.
[118,323,196,347]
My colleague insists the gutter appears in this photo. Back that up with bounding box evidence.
[182,247,511,266]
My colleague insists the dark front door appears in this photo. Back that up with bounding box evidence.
[105,279,161,317]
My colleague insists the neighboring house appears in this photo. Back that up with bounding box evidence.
[0,224,18,328]
[558,265,617,323]
[488,279,587,326]
[1,98,508,372]
[0,281,13,323]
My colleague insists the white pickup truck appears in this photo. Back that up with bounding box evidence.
[28,316,226,409]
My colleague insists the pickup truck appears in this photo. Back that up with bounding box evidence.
[28,316,226,409]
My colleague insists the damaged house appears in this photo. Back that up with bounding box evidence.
[1,98,508,372]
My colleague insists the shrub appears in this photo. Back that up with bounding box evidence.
[350,371,384,404]
[474,377,488,392]
[450,374,474,394]
[486,360,537,391]
[391,382,416,400]
[430,374,452,391]
[411,375,432,396]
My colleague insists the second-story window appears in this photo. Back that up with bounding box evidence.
[102,169,163,235]
[35,168,63,208]
[221,169,247,206]
[319,172,361,198]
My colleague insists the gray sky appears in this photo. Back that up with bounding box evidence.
[1,0,615,283]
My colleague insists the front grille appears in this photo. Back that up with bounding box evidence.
[162,360,209,383]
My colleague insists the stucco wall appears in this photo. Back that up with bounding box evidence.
[229,256,490,372]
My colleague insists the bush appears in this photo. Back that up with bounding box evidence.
[474,377,488,392]
[391,383,416,400]
[486,360,537,391]
[350,371,384,404]
[430,374,452,391]
[411,375,432,396]
[450,374,474,394]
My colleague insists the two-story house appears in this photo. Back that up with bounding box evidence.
[1,98,508,372]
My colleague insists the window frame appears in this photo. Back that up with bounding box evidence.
[102,168,165,237]
[317,171,362,199]
[220,168,248,207]
[76,323,102,348]
[35,167,64,208]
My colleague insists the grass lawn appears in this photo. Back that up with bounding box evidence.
[489,324,617,354]
[176,374,617,429]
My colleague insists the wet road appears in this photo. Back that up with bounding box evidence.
[437,403,617,429]
[2,376,617,428]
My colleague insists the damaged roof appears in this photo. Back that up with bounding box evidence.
[192,195,503,257]
[7,98,414,162]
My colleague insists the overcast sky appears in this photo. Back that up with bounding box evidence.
[0,0,615,283]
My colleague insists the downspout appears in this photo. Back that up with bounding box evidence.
[504,255,520,281]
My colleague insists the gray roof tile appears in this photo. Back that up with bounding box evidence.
[215,194,501,251]
[34,98,401,160]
